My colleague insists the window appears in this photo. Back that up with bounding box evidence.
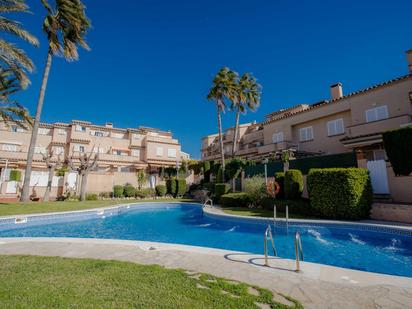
[327,118,344,136]
[373,149,387,161]
[2,144,17,152]
[94,131,104,137]
[57,128,66,135]
[38,128,50,135]
[119,166,132,172]
[299,126,313,142]
[53,147,65,155]
[156,147,163,156]
[365,105,388,123]
[167,148,177,158]
[92,146,104,154]
[272,132,284,144]
[10,125,24,133]
[131,149,140,157]
[74,145,85,153]
[34,146,46,154]
[75,124,86,132]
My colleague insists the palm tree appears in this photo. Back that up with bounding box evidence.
[207,67,237,177]
[21,0,91,202]
[0,0,39,126]
[231,73,261,155]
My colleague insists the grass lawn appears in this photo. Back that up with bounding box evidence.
[222,207,320,220]
[0,255,302,309]
[0,198,196,217]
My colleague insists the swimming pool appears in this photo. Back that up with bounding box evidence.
[0,202,411,277]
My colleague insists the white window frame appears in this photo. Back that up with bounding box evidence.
[365,105,388,123]
[38,128,50,135]
[34,146,46,154]
[75,124,86,132]
[327,118,345,136]
[74,145,85,153]
[94,131,104,137]
[272,132,284,144]
[131,149,140,157]
[156,147,163,157]
[111,132,124,139]
[299,126,313,142]
[2,144,17,152]
[167,148,177,158]
[57,128,67,135]
[53,146,65,155]
[10,125,24,133]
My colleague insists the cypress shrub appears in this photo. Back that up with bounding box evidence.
[274,172,285,199]
[382,126,412,176]
[203,161,211,182]
[216,167,224,183]
[307,168,373,220]
[284,169,303,199]
[176,179,187,197]
[9,170,21,181]
[215,183,230,202]
[123,184,136,197]
[85,193,98,201]
[113,185,124,198]
[166,179,177,196]
[155,184,167,197]
[220,193,249,208]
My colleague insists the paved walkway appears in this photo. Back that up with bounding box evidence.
[0,237,411,309]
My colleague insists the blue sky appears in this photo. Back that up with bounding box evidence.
[11,0,412,159]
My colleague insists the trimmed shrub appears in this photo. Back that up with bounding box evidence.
[220,193,249,208]
[176,179,187,197]
[99,192,112,199]
[155,185,167,197]
[85,193,98,201]
[274,172,285,199]
[216,167,223,183]
[166,179,177,196]
[382,125,412,176]
[123,184,136,198]
[244,175,266,208]
[307,168,373,220]
[9,170,21,181]
[113,185,124,198]
[284,169,303,199]
[135,188,156,198]
[202,182,214,193]
[215,183,230,202]
[203,161,211,182]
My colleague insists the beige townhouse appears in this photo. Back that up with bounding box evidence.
[202,50,412,163]
[0,120,189,199]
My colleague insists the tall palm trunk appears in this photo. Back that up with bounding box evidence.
[216,103,225,177]
[21,49,53,202]
[232,106,241,156]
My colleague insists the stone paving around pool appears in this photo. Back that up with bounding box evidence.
[0,237,411,309]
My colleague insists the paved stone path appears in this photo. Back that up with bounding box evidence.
[0,237,411,309]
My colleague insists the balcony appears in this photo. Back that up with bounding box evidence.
[257,141,296,154]
[347,114,412,138]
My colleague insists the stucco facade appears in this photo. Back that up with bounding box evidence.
[201,50,412,162]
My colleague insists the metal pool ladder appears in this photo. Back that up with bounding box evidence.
[203,198,213,208]
[264,225,277,266]
[294,231,304,271]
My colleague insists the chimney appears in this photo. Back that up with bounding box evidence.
[105,122,113,128]
[330,83,343,100]
[406,49,412,74]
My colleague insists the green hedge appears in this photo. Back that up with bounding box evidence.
[220,193,249,208]
[215,183,230,202]
[166,179,177,196]
[284,169,303,199]
[113,185,124,198]
[307,168,372,220]
[274,172,285,199]
[176,179,187,197]
[382,126,412,176]
[86,193,98,201]
[155,185,167,197]
[123,185,136,197]
[9,170,21,181]
[136,188,156,198]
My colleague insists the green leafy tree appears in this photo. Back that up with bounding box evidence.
[231,73,261,155]
[207,67,237,176]
[137,170,147,189]
[0,0,38,127]
[21,0,91,202]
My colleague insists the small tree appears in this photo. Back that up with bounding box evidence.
[244,175,266,208]
[67,152,98,201]
[137,170,147,189]
[41,150,62,202]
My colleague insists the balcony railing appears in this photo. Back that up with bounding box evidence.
[347,114,412,137]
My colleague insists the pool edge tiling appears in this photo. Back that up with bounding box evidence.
[0,202,412,278]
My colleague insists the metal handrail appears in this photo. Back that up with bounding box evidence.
[264,225,277,266]
[203,198,213,208]
[294,231,304,271]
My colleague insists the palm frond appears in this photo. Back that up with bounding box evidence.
[0,101,32,129]
[0,38,34,71]
[0,17,39,46]
[0,0,27,13]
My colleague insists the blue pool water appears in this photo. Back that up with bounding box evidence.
[0,203,411,277]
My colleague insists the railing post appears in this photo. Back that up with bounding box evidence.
[273,204,277,225]
[264,230,268,266]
